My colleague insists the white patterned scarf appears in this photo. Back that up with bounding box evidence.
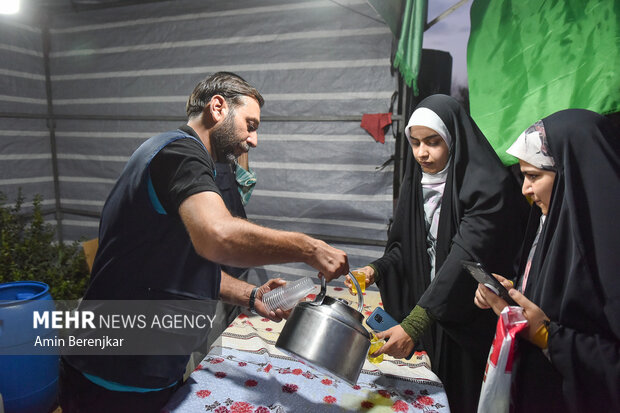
[421,162,450,280]
[407,106,453,281]
[506,120,555,170]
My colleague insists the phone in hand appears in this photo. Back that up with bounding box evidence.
[366,307,417,360]
[461,260,518,306]
[366,307,399,332]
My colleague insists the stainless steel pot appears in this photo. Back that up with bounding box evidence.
[275,273,371,385]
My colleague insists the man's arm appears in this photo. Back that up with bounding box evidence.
[179,191,348,281]
[218,270,255,308]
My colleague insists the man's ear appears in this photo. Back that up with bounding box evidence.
[207,95,228,122]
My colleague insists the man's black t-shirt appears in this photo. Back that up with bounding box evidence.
[149,125,220,216]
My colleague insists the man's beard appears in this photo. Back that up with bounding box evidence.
[211,110,249,165]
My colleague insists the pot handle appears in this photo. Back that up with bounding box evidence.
[312,276,327,306]
[315,273,364,313]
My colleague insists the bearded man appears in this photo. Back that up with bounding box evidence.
[59,72,349,413]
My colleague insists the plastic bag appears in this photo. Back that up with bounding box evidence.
[477,306,528,413]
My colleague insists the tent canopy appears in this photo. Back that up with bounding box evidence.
[0,0,401,280]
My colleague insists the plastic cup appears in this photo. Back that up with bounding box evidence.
[262,277,316,313]
[350,271,366,294]
[368,334,384,364]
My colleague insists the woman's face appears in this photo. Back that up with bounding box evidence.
[408,125,450,174]
[519,160,556,215]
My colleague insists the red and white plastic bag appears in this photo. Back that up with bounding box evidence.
[477,306,528,413]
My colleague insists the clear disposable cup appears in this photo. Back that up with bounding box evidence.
[368,333,384,364]
[262,277,316,313]
[350,271,366,294]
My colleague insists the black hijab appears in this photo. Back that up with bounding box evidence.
[373,94,529,333]
[518,109,620,411]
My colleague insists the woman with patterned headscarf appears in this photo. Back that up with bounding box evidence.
[475,109,620,412]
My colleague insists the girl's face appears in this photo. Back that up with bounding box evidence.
[408,125,450,174]
[519,160,556,215]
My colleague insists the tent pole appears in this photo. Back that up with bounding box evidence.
[41,20,64,243]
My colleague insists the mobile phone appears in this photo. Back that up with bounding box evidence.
[461,260,518,306]
[366,307,399,332]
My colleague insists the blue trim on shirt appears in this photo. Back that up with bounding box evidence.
[83,372,178,393]
[147,174,167,215]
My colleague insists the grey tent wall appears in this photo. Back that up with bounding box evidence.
[1,0,397,278]
[0,16,56,219]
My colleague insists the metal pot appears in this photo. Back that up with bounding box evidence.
[275,273,371,385]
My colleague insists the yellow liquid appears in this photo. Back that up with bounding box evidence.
[368,339,384,364]
[350,271,366,294]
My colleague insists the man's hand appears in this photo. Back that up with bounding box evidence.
[311,239,349,282]
[253,278,291,322]
[373,325,415,359]
[219,272,290,321]
[344,266,375,295]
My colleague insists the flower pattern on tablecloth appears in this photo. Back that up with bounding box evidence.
[378,389,391,398]
[196,389,211,398]
[324,395,337,404]
[393,400,409,412]
[281,383,298,393]
[166,347,448,413]
[230,401,253,413]
[164,286,448,413]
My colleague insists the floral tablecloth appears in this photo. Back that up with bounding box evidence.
[163,287,449,413]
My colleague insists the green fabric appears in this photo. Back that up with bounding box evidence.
[393,0,427,95]
[400,305,432,341]
[235,165,257,206]
[468,0,620,165]
[368,263,380,283]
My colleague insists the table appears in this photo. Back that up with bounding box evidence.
[163,286,449,413]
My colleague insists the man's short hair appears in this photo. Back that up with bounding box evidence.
[186,72,264,119]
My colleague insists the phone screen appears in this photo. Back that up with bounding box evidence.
[461,260,518,306]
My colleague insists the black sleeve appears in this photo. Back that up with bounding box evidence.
[547,322,620,410]
[149,137,221,216]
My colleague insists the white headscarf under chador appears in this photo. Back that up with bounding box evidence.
[404,107,453,280]
[506,120,556,170]
[405,107,453,149]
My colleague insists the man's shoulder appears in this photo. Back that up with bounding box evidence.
[144,129,207,153]
[149,128,194,142]
[149,131,214,171]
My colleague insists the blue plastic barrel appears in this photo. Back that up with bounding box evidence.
[0,282,58,413]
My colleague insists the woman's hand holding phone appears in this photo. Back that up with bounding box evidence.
[462,260,518,306]
[474,273,515,314]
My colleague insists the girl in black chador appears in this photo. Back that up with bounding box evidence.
[347,94,530,413]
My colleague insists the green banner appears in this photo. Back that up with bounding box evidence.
[468,0,620,165]
[394,0,428,95]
